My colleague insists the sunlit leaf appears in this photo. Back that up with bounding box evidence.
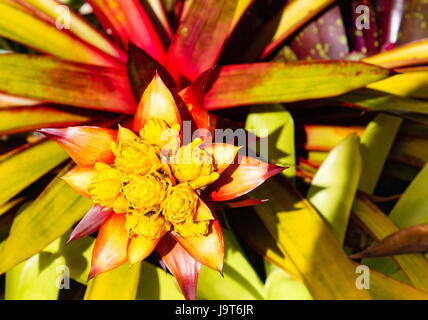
[84,262,141,300]
[363,38,428,68]
[0,106,89,134]
[251,178,372,299]
[389,164,428,228]
[0,54,136,113]
[336,88,428,115]
[358,113,402,194]
[0,93,40,107]
[0,140,68,207]
[0,0,119,67]
[264,265,312,300]
[197,229,265,300]
[231,0,254,31]
[205,62,390,110]
[0,163,92,274]
[137,261,184,300]
[245,104,296,183]
[22,0,125,61]
[303,125,364,152]
[261,0,336,58]
[5,251,63,300]
[367,70,428,99]
[307,134,362,245]
[229,206,428,300]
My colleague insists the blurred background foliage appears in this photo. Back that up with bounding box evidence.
[0,0,428,300]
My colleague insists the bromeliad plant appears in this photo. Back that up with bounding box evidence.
[39,74,283,299]
[1,0,428,301]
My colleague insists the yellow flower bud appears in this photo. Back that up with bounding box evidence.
[125,210,169,239]
[173,217,210,238]
[113,139,160,175]
[88,163,124,208]
[140,119,180,152]
[123,173,168,210]
[162,184,198,224]
[111,194,128,213]
[170,140,216,188]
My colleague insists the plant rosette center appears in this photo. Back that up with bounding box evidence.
[88,119,219,242]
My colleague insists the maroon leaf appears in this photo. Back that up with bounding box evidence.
[351,223,428,259]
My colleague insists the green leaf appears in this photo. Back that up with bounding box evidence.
[5,230,94,300]
[229,202,428,300]
[0,54,136,113]
[390,164,428,228]
[205,62,391,110]
[352,194,428,292]
[0,106,89,134]
[0,163,92,274]
[358,113,403,194]
[137,261,184,300]
[251,178,372,299]
[0,140,68,207]
[44,232,95,285]
[197,229,265,300]
[335,88,428,115]
[23,0,124,61]
[303,125,364,152]
[367,70,428,99]
[307,134,362,244]
[5,251,63,300]
[261,0,336,58]
[0,1,119,67]
[391,134,428,168]
[264,264,312,300]
[363,38,428,68]
[245,104,296,184]
[84,262,141,300]
[369,268,428,300]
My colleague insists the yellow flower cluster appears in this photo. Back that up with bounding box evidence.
[88,120,219,240]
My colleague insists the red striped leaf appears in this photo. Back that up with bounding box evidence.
[167,0,239,81]
[0,54,136,113]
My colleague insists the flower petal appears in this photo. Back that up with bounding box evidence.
[207,156,285,201]
[88,213,129,280]
[133,74,181,132]
[194,198,214,221]
[203,143,240,174]
[62,166,97,197]
[127,236,161,264]
[157,234,201,300]
[68,205,112,243]
[39,126,117,166]
[173,219,224,272]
